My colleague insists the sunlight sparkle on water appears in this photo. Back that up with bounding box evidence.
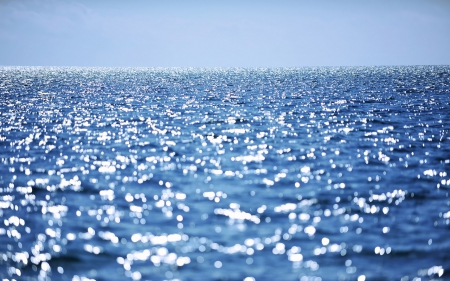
[0,66,449,280]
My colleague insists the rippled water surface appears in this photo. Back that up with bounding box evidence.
[1,66,450,281]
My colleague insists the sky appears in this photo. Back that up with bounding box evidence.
[1,0,450,67]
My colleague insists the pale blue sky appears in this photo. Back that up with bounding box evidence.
[1,0,449,67]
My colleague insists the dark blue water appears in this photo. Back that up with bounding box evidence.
[0,66,449,281]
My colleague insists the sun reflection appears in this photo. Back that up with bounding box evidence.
[0,66,448,280]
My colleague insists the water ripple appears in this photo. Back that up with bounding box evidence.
[0,66,449,281]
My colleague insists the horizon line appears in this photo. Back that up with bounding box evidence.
[1,64,450,69]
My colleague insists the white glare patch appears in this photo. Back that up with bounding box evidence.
[304,225,316,236]
[274,203,296,213]
[431,266,444,277]
[214,261,222,268]
[125,193,134,202]
[423,169,436,176]
[288,253,303,262]
[175,193,186,200]
[300,166,310,173]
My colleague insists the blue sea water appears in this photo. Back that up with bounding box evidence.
[0,66,449,281]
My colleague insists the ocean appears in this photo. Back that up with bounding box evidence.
[0,66,449,281]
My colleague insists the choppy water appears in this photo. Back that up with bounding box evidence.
[0,66,449,281]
